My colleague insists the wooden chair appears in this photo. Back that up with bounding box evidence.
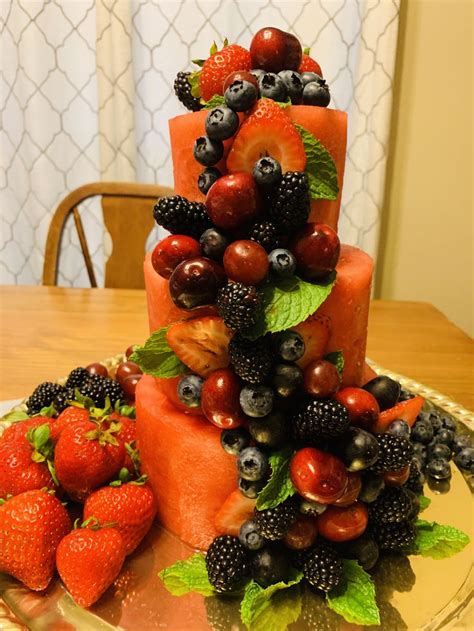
[43,182,173,289]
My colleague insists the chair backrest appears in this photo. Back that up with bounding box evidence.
[43,182,173,289]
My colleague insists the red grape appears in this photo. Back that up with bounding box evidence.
[303,359,341,398]
[168,257,226,310]
[290,447,348,504]
[201,368,246,429]
[333,472,361,506]
[335,387,380,430]
[283,515,318,550]
[151,235,201,280]
[115,361,142,386]
[121,374,142,401]
[317,502,368,542]
[223,240,269,285]
[290,223,340,281]
[86,362,108,378]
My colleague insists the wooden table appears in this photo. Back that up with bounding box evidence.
[1,286,473,410]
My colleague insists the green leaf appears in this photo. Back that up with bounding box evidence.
[248,588,302,631]
[130,328,186,378]
[203,95,226,109]
[36,403,57,418]
[295,123,339,201]
[256,448,296,510]
[209,41,218,55]
[414,519,470,559]
[323,351,344,375]
[188,70,201,98]
[159,553,215,597]
[418,495,431,512]
[240,571,303,628]
[243,274,336,340]
[303,46,311,55]
[192,58,205,67]
[275,99,292,109]
[2,410,30,422]
[326,560,380,626]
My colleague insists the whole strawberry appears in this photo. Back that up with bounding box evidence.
[84,479,156,555]
[0,416,55,446]
[199,44,251,101]
[0,489,71,590]
[299,53,323,76]
[56,519,126,607]
[55,420,125,502]
[51,406,90,443]
[108,414,137,474]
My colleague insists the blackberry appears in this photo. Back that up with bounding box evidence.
[372,521,416,552]
[229,335,273,384]
[302,542,343,592]
[403,460,425,495]
[174,71,203,112]
[368,487,412,524]
[153,195,212,239]
[101,377,124,405]
[53,387,76,413]
[205,596,244,631]
[205,535,249,593]
[216,283,262,331]
[299,588,341,631]
[79,377,106,407]
[269,172,310,232]
[371,433,413,473]
[292,399,349,443]
[26,382,64,414]
[254,499,298,540]
[65,367,89,390]
[248,220,282,253]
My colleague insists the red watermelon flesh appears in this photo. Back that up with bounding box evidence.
[135,375,237,550]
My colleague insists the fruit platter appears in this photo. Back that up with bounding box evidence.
[1,25,473,631]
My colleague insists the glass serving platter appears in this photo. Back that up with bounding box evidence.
[1,362,472,631]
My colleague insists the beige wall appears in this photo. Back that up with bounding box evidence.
[376,0,473,337]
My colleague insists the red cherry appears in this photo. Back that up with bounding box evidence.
[206,173,261,230]
[383,465,410,487]
[223,240,269,285]
[250,28,302,72]
[223,71,259,93]
[160,376,203,416]
[115,361,142,386]
[283,515,318,550]
[317,502,368,542]
[335,387,380,431]
[333,472,361,507]
[290,447,348,504]
[290,223,340,282]
[168,257,226,310]
[122,374,142,401]
[151,235,201,280]
[86,362,108,378]
[303,359,341,398]
[201,368,246,429]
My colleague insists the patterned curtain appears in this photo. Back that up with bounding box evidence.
[0,0,400,287]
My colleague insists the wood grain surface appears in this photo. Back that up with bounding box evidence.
[1,286,472,410]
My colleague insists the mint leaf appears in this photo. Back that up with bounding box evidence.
[248,587,302,631]
[418,495,431,512]
[295,124,339,201]
[130,328,186,378]
[326,560,380,626]
[240,571,303,628]
[414,520,470,559]
[159,553,215,597]
[323,351,344,375]
[244,274,335,340]
[203,95,226,109]
[256,448,296,510]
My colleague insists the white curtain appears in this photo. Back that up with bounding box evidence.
[0,0,400,286]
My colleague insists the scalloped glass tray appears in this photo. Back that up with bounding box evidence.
[0,362,472,631]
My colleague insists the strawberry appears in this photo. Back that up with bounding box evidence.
[214,489,256,537]
[166,316,232,377]
[54,420,125,502]
[0,490,71,590]
[199,44,251,101]
[299,54,322,76]
[374,395,425,433]
[226,98,306,174]
[56,521,126,607]
[1,416,55,446]
[106,413,137,474]
[292,313,332,368]
[83,480,156,555]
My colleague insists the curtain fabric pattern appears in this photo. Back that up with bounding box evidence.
[1,0,400,286]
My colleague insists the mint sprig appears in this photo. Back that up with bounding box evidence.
[240,571,303,629]
[130,328,186,379]
[418,495,431,512]
[256,448,296,510]
[323,350,344,375]
[159,553,215,597]
[326,559,380,626]
[295,123,339,201]
[244,274,335,340]
[414,519,470,559]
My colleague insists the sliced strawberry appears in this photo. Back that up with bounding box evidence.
[299,54,322,76]
[214,489,256,536]
[166,316,232,377]
[374,395,424,433]
[199,44,251,101]
[226,99,306,174]
[292,313,332,368]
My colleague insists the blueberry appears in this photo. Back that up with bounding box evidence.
[193,136,224,166]
[274,330,305,362]
[299,499,327,516]
[240,385,274,418]
[453,434,471,454]
[340,533,379,571]
[359,471,385,503]
[177,374,203,408]
[238,477,265,499]
[239,520,266,551]
[199,228,228,260]
[249,411,290,449]
[268,248,297,278]
[250,69,266,81]
[197,167,221,195]
[388,419,411,438]
[428,443,452,462]
[335,427,380,472]
[428,412,443,433]
[426,458,451,481]
[272,363,303,398]
[434,428,455,447]
[205,106,239,140]
[454,447,474,472]
[251,545,290,587]
[411,421,434,444]
[258,72,287,102]
[441,415,457,432]
[398,388,415,402]
[224,79,258,112]
[220,427,251,455]
[237,446,268,481]
[300,71,323,86]
[278,70,303,103]
[412,442,427,459]
[252,157,282,191]
[362,375,401,411]
[302,80,330,107]
[427,477,450,494]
